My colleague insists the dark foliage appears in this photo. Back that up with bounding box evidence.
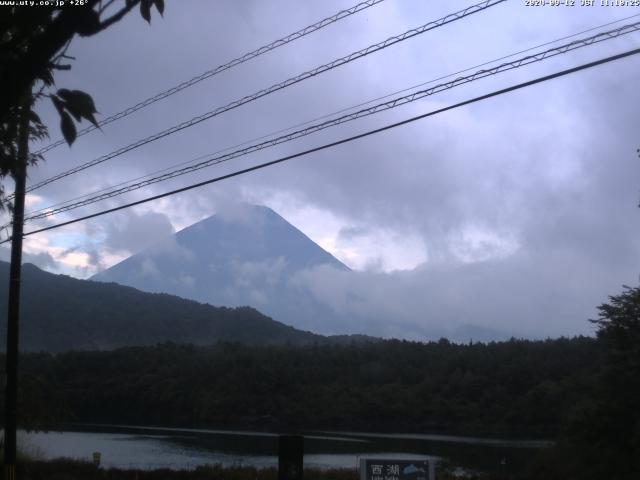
[0,0,164,206]
[1,336,599,438]
[526,285,640,480]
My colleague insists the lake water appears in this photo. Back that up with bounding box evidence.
[19,425,552,475]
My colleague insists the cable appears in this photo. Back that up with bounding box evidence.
[6,46,638,244]
[19,0,506,197]
[33,0,390,155]
[20,19,640,221]
[25,151,221,216]
[20,20,640,223]
[25,12,640,218]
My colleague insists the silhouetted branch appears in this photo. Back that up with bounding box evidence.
[95,0,140,34]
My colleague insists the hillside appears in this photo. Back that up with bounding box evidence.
[0,261,331,352]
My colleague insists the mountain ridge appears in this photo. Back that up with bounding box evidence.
[0,261,375,352]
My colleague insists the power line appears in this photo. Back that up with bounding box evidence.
[7,46,639,244]
[20,21,640,224]
[20,19,640,221]
[24,12,640,219]
[24,151,222,216]
[19,0,506,197]
[33,0,390,155]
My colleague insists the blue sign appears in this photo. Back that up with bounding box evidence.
[359,459,430,480]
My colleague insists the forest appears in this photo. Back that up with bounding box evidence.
[6,337,599,437]
[1,285,638,479]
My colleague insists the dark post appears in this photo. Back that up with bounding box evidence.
[3,94,30,480]
[278,435,303,480]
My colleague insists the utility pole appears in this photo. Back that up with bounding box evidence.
[3,91,31,480]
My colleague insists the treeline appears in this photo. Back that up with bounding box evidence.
[6,336,600,437]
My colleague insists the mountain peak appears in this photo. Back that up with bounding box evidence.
[92,204,349,333]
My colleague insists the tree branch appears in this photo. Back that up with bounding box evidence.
[98,0,118,15]
[95,0,141,34]
[50,38,72,63]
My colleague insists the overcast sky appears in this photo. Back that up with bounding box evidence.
[2,0,639,339]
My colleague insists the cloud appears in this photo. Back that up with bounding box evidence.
[449,225,519,264]
[249,289,268,305]
[290,249,611,340]
[0,232,101,277]
[178,273,195,288]
[3,0,636,339]
[213,198,261,225]
[234,257,288,288]
[103,210,175,255]
[0,247,57,271]
[140,257,160,277]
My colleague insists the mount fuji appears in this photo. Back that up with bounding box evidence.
[92,204,355,335]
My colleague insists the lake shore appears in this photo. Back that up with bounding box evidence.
[11,459,484,480]
[17,425,541,475]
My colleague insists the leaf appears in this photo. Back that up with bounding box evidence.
[60,111,76,146]
[63,103,82,122]
[51,95,65,116]
[140,0,152,23]
[153,0,164,16]
[28,152,44,166]
[57,89,99,128]
[38,67,55,86]
[84,111,99,129]
[75,8,101,37]
[28,110,43,127]
[57,89,97,113]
